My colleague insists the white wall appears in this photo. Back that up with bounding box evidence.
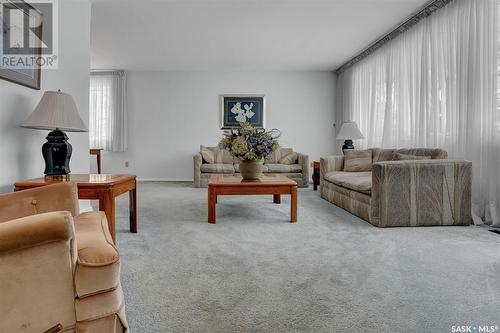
[98,71,336,180]
[0,1,91,194]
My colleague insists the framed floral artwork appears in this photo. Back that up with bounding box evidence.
[219,94,266,129]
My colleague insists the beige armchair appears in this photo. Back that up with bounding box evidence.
[0,182,128,333]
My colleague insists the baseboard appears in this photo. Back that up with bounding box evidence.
[138,178,193,182]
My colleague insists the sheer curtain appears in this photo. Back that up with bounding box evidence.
[89,70,127,152]
[337,0,500,226]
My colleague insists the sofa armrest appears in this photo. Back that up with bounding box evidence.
[320,156,344,181]
[297,153,309,187]
[371,160,472,227]
[0,211,75,254]
[193,153,203,187]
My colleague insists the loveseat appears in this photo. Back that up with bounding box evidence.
[320,148,472,227]
[0,182,128,333]
[194,146,309,187]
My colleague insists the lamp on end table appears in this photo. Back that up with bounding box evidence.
[336,121,364,153]
[21,90,88,179]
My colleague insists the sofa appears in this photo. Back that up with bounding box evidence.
[320,148,472,227]
[0,182,128,333]
[194,146,309,187]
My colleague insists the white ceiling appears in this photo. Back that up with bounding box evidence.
[90,0,429,71]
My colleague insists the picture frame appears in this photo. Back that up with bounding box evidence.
[219,94,266,129]
[0,0,42,90]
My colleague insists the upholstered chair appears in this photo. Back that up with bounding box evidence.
[0,182,128,333]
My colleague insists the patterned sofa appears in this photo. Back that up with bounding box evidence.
[194,146,309,187]
[320,148,472,227]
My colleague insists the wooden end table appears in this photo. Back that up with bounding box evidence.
[14,174,137,243]
[312,161,320,191]
[208,174,298,224]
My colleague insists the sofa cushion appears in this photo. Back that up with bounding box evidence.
[200,145,215,164]
[75,285,125,322]
[264,163,302,173]
[265,148,293,163]
[73,211,120,298]
[343,149,372,172]
[200,163,235,173]
[372,148,448,162]
[324,171,372,194]
[279,152,298,165]
[200,146,234,164]
[393,153,432,161]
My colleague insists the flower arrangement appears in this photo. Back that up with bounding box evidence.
[219,122,281,161]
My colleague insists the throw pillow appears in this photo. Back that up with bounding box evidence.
[343,149,372,172]
[200,145,215,164]
[393,153,431,161]
[279,152,298,165]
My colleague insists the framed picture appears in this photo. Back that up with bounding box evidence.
[0,0,42,89]
[220,94,266,129]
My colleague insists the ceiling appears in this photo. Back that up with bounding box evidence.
[90,0,429,71]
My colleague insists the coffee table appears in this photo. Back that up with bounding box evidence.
[14,174,137,243]
[207,174,298,224]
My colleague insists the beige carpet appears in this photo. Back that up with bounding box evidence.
[113,182,500,333]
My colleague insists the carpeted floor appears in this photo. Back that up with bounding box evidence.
[113,182,500,333]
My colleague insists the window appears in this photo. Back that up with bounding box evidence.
[89,71,127,152]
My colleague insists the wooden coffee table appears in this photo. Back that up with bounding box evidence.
[207,174,298,224]
[14,174,137,243]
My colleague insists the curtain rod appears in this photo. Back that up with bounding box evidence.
[90,70,125,76]
[335,0,454,75]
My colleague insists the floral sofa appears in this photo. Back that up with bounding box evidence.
[320,148,472,227]
[194,146,309,187]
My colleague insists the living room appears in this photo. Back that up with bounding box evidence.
[0,0,499,332]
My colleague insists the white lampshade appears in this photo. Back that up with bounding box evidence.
[336,121,364,140]
[21,90,88,132]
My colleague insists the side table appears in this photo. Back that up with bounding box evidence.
[14,174,137,243]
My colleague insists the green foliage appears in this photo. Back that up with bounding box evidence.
[219,122,281,161]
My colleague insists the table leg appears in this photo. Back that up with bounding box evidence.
[99,190,116,242]
[273,194,281,204]
[129,186,137,233]
[313,167,320,191]
[208,187,216,224]
[97,152,102,174]
[290,185,297,223]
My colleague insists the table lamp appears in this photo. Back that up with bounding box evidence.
[336,121,364,152]
[21,90,88,179]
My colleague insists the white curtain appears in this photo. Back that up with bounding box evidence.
[89,70,127,152]
[337,0,500,226]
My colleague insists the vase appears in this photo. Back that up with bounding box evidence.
[239,159,264,180]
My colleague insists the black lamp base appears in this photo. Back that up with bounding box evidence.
[342,139,355,153]
[42,128,72,176]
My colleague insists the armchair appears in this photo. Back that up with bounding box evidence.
[0,182,128,333]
